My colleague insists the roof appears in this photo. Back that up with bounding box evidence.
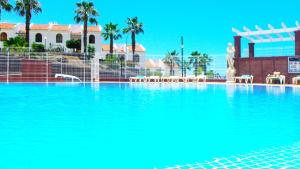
[88,26,101,32]
[0,23,16,29]
[31,24,49,30]
[145,59,169,69]
[0,22,102,33]
[52,25,70,31]
[102,44,146,53]
[102,44,117,51]
[127,44,146,52]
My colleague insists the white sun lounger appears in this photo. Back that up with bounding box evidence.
[161,76,170,83]
[129,76,146,82]
[292,76,300,85]
[145,76,161,82]
[195,75,207,83]
[183,75,207,83]
[234,75,254,84]
[169,76,180,83]
[183,75,195,83]
[55,74,82,82]
[266,72,285,84]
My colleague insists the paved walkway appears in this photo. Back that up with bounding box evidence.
[165,142,300,169]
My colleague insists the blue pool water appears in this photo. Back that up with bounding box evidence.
[0,83,300,169]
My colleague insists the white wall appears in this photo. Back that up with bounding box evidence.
[0,29,17,48]
[0,27,101,54]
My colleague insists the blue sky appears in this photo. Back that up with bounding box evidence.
[1,0,300,57]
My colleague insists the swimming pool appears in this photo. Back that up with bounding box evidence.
[0,83,300,169]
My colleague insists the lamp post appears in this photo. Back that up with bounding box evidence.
[44,37,47,51]
[181,36,184,77]
[125,34,129,79]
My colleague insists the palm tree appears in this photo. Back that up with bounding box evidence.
[0,0,12,21]
[179,59,192,77]
[15,0,42,47]
[199,53,213,75]
[163,50,180,76]
[189,51,202,76]
[123,17,144,55]
[74,1,99,55]
[102,22,122,55]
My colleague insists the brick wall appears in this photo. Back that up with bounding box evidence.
[235,56,300,84]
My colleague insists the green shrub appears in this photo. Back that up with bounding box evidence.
[66,39,81,52]
[31,43,45,52]
[4,36,27,48]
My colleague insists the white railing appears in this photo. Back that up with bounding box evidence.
[0,50,227,83]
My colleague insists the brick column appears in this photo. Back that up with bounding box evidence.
[234,36,241,58]
[248,43,255,58]
[295,31,300,56]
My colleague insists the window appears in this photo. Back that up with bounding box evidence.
[0,32,8,41]
[89,35,95,44]
[56,34,63,43]
[133,54,140,62]
[35,33,42,42]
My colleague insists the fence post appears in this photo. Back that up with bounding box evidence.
[61,55,63,74]
[46,52,49,83]
[83,53,86,83]
[28,47,31,59]
[6,49,9,83]
[124,55,127,79]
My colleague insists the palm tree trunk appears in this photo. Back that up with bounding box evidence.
[83,20,88,55]
[131,31,136,55]
[170,62,173,76]
[109,34,113,55]
[195,60,198,76]
[203,64,207,75]
[25,9,31,47]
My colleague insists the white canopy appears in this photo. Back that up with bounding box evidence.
[232,21,300,43]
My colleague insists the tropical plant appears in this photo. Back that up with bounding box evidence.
[123,17,144,55]
[163,50,180,76]
[206,70,215,79]
[189,51,213,75]
[66,39,81,52]
[189,51,202,76]
[15,0,42,47]
[179,59,192,77]
[0,0,12,20]
[102,22,122,55]
[31,43,44,52]
[3,36,28,53]
[105,54,118,64]
[88,45,95,55]
[74,1,99,55]
[4,36,27,48]
[200,53,213,75]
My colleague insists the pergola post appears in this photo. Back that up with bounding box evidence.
[295,30,300,56]
[234,36,241,58]
[248,43,255,58]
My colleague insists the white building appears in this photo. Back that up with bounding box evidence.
[0,22,102,53]
[145,59,180,76]
[101,43,146,66]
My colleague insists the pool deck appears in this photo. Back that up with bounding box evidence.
[164,142,300,169]
[1,81,300,88]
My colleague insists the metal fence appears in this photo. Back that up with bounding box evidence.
[0,50,227,83]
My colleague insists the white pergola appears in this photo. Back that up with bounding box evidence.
[232,21,300,43]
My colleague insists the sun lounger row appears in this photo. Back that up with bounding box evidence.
[234,72,290,85]
[129,75,206,83]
